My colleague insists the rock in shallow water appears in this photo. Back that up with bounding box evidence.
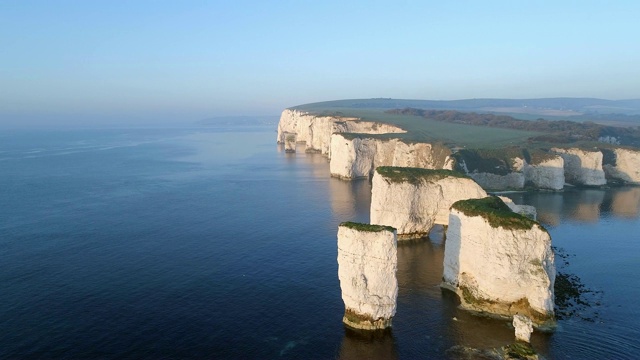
[513,314,533,343]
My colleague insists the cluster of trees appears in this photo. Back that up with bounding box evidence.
[386,108,640,147]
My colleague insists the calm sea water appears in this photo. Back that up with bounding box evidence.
[1,125,639,359]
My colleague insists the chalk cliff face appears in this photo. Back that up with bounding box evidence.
[602,148,640,184]
[337,223,398,330]
[466,171,525,191]
[452,150,570,191]
[454,152,525,190]
[370,167,487,239]
[330,134,451,179]
[498,196,537,221]
[277,109,404,156]
[524,156,565,190]
[443,197,555,328]
[552,148,606,186]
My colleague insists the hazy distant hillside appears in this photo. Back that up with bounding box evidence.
[293,98,640,126]
[294,98,640,114]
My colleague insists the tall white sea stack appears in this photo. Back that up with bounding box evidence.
[337,222,398,330]
[443,196,556,328]
[370,167,487,239]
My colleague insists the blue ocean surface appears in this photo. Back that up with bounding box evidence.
[1,125,639,359]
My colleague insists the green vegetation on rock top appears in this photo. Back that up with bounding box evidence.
[376,166,469,184]
[340,221,396,233]
[451,196,542,231]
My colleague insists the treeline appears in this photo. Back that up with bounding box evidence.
[386,108,640,146]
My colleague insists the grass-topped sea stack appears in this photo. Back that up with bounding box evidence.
[370,167,487,239]
[337,222,397,330]
[442,196,556,329]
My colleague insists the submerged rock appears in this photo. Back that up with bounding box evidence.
[370,167,487,239]
[443,197,556,329]
[337,222,398,330]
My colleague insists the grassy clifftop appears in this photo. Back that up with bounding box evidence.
[290,98,640,149]
[451,196,542,231]
[376,166,469,184]
[340,222,396,233]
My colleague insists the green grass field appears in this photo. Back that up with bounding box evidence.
[292,106,541,149]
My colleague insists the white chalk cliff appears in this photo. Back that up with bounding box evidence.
[277,109,405,156]
[603,148,640,184]
[370,167,487,239]
[330,133,451,179]
[443,197,555,328]
[452,151,569,191]
[498,196,537,221]
[337,223,398,330]
[524,155,565,191]
[456,157,526,191]
[552,148,606,186]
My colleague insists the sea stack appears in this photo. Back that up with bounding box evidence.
[443,196,556,329]
[337,222,398,330]
[370,167,487,239]
[283,132,297,153]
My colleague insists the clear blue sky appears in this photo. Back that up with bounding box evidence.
[1,1,639,126]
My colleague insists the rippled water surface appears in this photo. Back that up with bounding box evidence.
[1,126,639,359]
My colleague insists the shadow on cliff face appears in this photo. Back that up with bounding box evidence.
[338,327,398,360]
